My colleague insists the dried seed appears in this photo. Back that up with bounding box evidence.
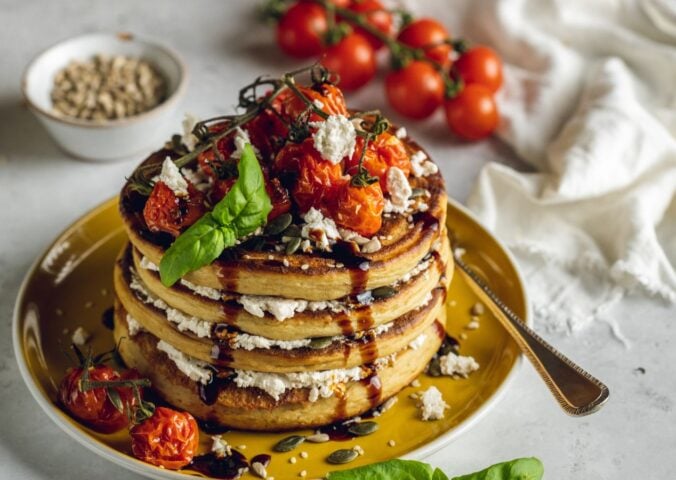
[282,224,301,238]
[326,449,358,465]
[388,439,396,447]
[470,302,485,316]
[306,433,330,443]
[299,470,307,477]
[371,286,396,299]
[273,435,305,452]
[347,421,379,436]
[308,337,333,350]
[427,358,442,377]
[299,451,309,459]
[265,213,292,236]
[251,462,267,479]
[289,456,297,464]
[409,188,427,198]
[286,237,301,255]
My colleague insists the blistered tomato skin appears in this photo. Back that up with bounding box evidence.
[280,83,348,123]
[130,407,199,470]
[143,183,206,237]
[58,366,137,434]
[371,131,411,178]
[345,137,389,191]
[293,148,345,213]
[277,2,327,58]
[333,181,384,237]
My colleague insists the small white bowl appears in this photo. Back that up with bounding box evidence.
[22,32,187,161]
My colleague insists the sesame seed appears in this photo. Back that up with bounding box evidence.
[449,300,457,307]
[300,264,309,270]
[470,302,485,316]
[354,445,364,455]
[460,332,468,340]
[100,288,108,296]
[289,456,297,464]
[410,379,421,388]
[299,470,307,477]
[84,301,93,308]
[238,444,247,449]
[300,451,308,459]
[466,320,480,330]
[388,440,396,447]
[283,259,290,267]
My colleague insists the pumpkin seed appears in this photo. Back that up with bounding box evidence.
[427,357,442,377]
[286,237,301,255]
[347,421,379,436]
[438,336,460,356]
[409,187,427,198]
[326,449,359,465]
[372,286,396,299]
[282,224,301,238]
[272,435,305,452]
[265,213,293,236]
[308,337,333,350]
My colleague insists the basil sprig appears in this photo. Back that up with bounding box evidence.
[159,143,271,287]
[326,458,543,480]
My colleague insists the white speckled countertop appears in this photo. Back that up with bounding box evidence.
[0,1,674,478]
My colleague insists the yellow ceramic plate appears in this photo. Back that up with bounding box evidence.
[13,197,528,480]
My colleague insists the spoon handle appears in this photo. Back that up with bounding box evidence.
[454,257,609,416]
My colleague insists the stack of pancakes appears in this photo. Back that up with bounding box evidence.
[113,141,452,431]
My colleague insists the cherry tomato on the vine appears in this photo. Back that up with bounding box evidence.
[277,2,327,58]
[320,33,376,91]
[347,0,393,50]
[344,137,389,191]
[131,407,199,470]
[292,142,346,212]
[58,365,138,434]
[280,83,348,123]
[444,83,499,140]
[332,181,384,236]
[454,45,503,93]
[397,18,452,69]
[385,61,444,119]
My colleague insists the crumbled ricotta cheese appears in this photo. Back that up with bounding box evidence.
[153,157,188,196]
[181,167,212,192]
[338,229,370,246]
[157,340,213,385]
[211,435,231,457]
[71,326,90,346]
[234,332,312,351]
[419,386,448,421]
[313,99,325,109]
[181,113,200,151]
[439,353,480,378]
[231,127,260,159]
[234,355,395,402]
[410,150,439,177]
[140,256,159,271]
[310,114,356,164]
[395,257,432,285]
[395,126,407,139]
[180,279,222,301]
[408,333,427,350]
[386,167,412,214]
[239,295,309,321]
[126,314,143,336]
[129,269,212,338]
[301,207,341,251]
[361,237,382,254]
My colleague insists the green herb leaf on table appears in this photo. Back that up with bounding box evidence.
[326,458,543,480]
[159,144,271,287]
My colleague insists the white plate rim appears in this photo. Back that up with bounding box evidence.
[12,196,530,479]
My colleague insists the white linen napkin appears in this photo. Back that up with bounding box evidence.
[464,0,676,333]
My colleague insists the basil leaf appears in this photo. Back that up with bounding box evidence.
[451,458,544,480]
[326,458,543,480]
[158,143,269,287]
[327,459,435,480]
[159,214,231,287]
[212,143,272,237]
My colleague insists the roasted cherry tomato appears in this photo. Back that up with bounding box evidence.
[444,84,499,140]
[209,177,237,204]
[244,109,288,162]
[397,18,452,69]
[385,61,444,119]
[266,177,292,220]
[345,137,389,191]
[58,365,137,434]
[321,33,376,91]
[453,45,503,93]
[130,407,199,470]
[347,0,393,50]
[332,181,384,236]
[289,139,344,212]
[143,182,206,237]
[277,2,327,58]
[371,131,410,177]
[281,83,348,123]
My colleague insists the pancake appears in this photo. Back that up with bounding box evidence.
[114,301,446,431]
[127,237,452,339]
[120,143,447,301]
